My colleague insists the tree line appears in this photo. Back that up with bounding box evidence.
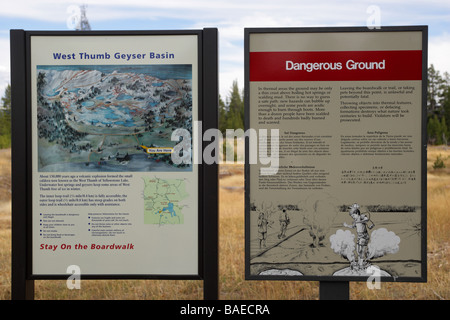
[219,65,450,146]
[1,65,450,149]
[427,64,450,145]
[218,80,244,134]
[0,84,11,149]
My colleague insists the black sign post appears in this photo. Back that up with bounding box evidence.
[319,281,350,300]
[11,28,218,300]
[201,27,219,300]
[11,29,34,300]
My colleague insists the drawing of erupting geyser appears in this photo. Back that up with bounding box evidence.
[329,229,356,262]
[301,193,339,248]
[330,228,400,276]
[367,228,401,260]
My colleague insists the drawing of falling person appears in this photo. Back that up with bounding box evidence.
[278,209,290,239]
[343,203,375,270]
[257,211,269,248]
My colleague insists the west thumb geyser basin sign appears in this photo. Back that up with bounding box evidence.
[29,32,201,277]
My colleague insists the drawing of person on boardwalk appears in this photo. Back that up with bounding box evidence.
[257,211,270,248]
[278,209,290,239]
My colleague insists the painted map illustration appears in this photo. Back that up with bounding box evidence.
[36,65,192,172]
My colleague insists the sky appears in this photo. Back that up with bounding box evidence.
[1,0,450,100]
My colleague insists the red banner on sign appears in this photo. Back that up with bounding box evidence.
[249,50,422,82]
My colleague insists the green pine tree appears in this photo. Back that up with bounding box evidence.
[434,114,443,145]
[427,115,439,145]
[218,79,245,133]
[218,80,245,162]
[440,116,448,145]
[442,87,450,144]
[227,80,244,129]
[228,80,243,114]
[427,116,434,144]
[428,64,446,116]
[0,84,11,149]
[218,95,227,134]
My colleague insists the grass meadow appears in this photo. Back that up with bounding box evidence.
[0,146,448,300]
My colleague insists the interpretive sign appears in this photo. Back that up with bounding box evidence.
[11,29,218,298]
[245,26,427,282]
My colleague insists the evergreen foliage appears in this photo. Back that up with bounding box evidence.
[0,84,11,149]
[218,80,244,134]
[427,65,450,145]
[2,64,450,149]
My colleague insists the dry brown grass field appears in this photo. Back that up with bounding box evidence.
[0,146,448,300]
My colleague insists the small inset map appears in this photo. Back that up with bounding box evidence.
[143,177,189,225]
[36,64,192,172]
